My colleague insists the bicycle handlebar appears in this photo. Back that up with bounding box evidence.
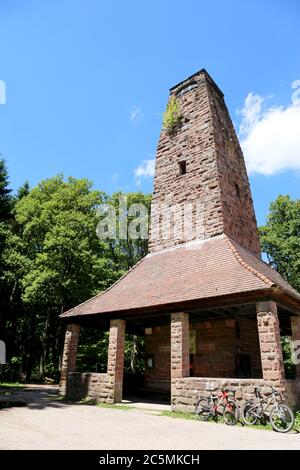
[221,388,236,395]
[254,385,280,397]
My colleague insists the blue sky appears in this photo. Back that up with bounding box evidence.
[0,0,299,226]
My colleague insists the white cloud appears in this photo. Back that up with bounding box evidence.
[238,92,265,137]
[130,106,143,123]
[238,81,300,175]
[134,159,155,185]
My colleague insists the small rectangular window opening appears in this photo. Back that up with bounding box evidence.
[235,183,241,198]
[179,161,186,175]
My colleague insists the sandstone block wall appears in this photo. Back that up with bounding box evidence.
[256,301,285,383]
[171,377,300,412]
[144,318,262,391]
[60,324,80,396]
[149,70,260,256]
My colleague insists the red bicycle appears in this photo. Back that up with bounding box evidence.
[195,387,239,425]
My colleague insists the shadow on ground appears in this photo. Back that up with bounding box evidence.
[0,385,73,410]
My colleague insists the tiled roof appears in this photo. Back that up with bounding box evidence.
[60,235,300,318]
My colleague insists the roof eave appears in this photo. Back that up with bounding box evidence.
[59,287,275,323]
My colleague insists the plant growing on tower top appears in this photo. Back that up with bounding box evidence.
[162,95,182,135]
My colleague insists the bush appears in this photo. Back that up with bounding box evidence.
[163,96,182,135]
[294,410,300,431]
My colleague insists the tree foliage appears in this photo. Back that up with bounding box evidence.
[0,158,12,221]
[259,195,300,292]
[0,168,151,382]
[260,195,300,379]
[102,191,151,271]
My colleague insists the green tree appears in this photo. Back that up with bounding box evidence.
[100,191,151,271]
[78,191,151,376]
[16,181,30,201]
[260,195,300,379]
[9,175,117,380]
[0,159,13,334]
[1,169,151,382]
[0,158,12,221]
[259,195,300,292]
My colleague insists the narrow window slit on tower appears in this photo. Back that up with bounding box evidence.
[178,161,186,175]
[235,183,241,198]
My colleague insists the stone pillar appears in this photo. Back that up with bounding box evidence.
[256,301,285,383]
[171,312,190,379]
[107,319,126,403]
[290,315,300,378]
[60,323,80,396]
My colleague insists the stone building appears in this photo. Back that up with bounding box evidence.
[60,69,300,410]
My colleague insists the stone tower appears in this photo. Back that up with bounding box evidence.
[149,69,261,257]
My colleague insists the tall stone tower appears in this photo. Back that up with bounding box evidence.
[149,69,261,257]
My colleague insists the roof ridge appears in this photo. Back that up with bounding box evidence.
[60,255,148,317]
[224,236,274,288]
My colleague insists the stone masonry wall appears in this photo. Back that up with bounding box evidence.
[144,318,262,392]
[207,80,260,256]
[194,318,262,378]
[67,372,113,403]
[106,319,125,403]
[171,312,190,379]
[60,324,80,396]
[62,319,125,404]
[171,377,300,412]
[144,325,171,391]
[256,301,285,383]
[148,70,260,256]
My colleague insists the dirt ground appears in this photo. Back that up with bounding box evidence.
[0,385,299,450]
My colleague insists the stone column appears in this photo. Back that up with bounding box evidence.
[290,315,300,378]
[60,323,80,396]
[171,312,190,379]
[107,319,126,403]
[256,301,285,383]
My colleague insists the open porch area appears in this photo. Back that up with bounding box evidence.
[60,299,300,411]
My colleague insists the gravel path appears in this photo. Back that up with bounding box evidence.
[0,385,299,450]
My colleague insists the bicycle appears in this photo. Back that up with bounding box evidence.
[195,386,239,425]
[242,385,294,433]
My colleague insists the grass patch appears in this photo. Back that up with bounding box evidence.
[161,410,197,421]
[0,382,24,390]
[45,394,65,401]
[97,403,134,411]
[294,411,300,432]
[160,410,275,431]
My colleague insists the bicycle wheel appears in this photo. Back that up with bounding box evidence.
[269,404,294,433]
[223,399,239,426]
[242,401,258,425]
[195,398,211,421]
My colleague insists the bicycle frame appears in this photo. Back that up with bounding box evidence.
[209,389,233,414]
[250,389,281,418]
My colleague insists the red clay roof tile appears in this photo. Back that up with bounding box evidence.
[60,235,300,318]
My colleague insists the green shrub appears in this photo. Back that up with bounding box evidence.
[163,96,182,135]
[294,410,300,431]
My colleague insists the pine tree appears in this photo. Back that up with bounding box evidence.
[0,158,12,221]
